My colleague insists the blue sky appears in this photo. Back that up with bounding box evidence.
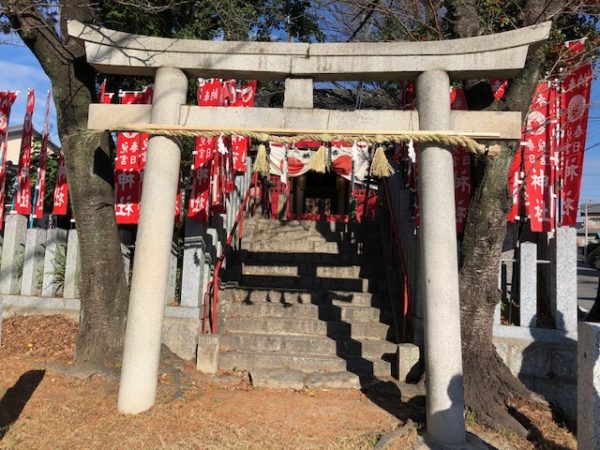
[1,33,599,205]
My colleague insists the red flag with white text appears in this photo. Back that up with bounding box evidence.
[0,91,18,228]
[523,82,554,232]
[114,91,146,224]
[52,151,68,215]
[560,62,592,224]
[15,89,35,215]
[34,91,51,219]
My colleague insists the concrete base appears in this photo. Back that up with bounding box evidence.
[196,334,220,373]
[413,432,491,449]
[398,343,421,383]
[578,322,600,449]
[1,297,199,361]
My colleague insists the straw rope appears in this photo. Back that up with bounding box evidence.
[96,125,501,157]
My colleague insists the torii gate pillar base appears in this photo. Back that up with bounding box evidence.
[416,70,466,446]
[117,67,188,414]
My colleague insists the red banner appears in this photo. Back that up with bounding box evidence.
[52,151,68,215]
[507,146,523,223]
[188,139,213,222]
[0,91,18,229]
[15,90,35,215]
[523,82,554,232]
[188,79,257,222]
[34,91,51,219]
[188,79,222,223]
[197,78,223,106]
[99,80,113,104]
[114,91,146,224]
[560,62,592,225]
[450,88,471,233]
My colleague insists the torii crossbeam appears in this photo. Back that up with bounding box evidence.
[69,20,550,448]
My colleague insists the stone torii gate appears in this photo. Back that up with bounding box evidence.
[69,20,549,447]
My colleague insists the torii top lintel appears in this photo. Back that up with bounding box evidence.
[68,20,550,82]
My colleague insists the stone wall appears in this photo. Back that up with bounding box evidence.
[494,325,577,421]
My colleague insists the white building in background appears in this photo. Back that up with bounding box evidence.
[5,125,60,165]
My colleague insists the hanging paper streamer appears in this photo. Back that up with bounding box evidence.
[15,90,35,215]
[560,62,592,225]
[52,151,68,215]
[0,91,18,229]
[34,91,52,219]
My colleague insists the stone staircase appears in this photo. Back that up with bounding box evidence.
[218,218,397,389]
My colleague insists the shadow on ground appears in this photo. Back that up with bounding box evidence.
[0,370,45,440]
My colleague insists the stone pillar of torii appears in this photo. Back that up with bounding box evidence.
[69,20,550,447]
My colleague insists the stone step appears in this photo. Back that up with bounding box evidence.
[224,316,393,340]
[240,274,387,293]
[241,263,386,279]
[221,332,397,360]
[230,289,390,308]
[253,219,380,235]
[244,251,383,266]
[226,302,393,323]
[249,240,381,255]
[250,368,365,390]
[219,350,391,377]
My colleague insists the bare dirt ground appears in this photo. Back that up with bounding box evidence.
[0,315,576,449]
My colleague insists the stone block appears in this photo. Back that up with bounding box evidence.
[554,227,577,333]
[519,242,537,327]
[509,343,550,378]
[196,334,220,373]
[41,228,68,297]
[397,343,420,382]
[180,220,208,308]
[161,315,198,361]
[0,214,27,295]
[578,322,600,449]
[2,295,80,321]
[493,342,509,364]
[304,371,361,389]
[250,368,304,390]
[283,78,314,109]
[63,229,81,299]
[20,228,47,296]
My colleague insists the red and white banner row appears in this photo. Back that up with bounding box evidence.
[0,89,67,230]
[508,43,591,231]
[103,79,257,225]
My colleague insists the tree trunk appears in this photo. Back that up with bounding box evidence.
[459,142,532,434]
[6,1,129,366]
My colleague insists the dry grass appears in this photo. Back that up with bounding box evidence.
[0,315,577,450]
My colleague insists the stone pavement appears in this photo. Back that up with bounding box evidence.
[578,254,599,314]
